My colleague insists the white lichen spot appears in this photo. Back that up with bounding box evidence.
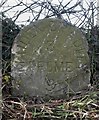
[18,71,23,74]
[54,59,57,61]
[12,43,19,54]
[12,49,16,54]
[42,38,46,44]
[67,68,71,71]
[68,37,71,40]
[14,57,20,62]
[64,45,66,47]
[82,36,85,39]
[82,54,85,56]
[32,57,36,60]
[73,31,76,35]
[63,67,66,71]
[49,51,53,54]
[54,36,58,43]
[25,45,27,49]
[12,61,17,67]
[82,64,87,69]
[23,48,25,51]
[37,46,42,55]
[67,76,69,79]
[21,66,28,71]
[79,64,83,68]
[78,59,81,63]
[67,36,71,40]
[47,33,50,37]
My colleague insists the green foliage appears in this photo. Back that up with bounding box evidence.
[2,14,20,74]
[2,14,20,95]
[86,26,99,86]
[3,74,11,83]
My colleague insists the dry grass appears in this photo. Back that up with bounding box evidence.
[2,90,99,120]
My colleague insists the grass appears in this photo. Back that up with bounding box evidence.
[2,89,99,120]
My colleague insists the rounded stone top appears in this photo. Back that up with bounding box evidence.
[12,18,90,99]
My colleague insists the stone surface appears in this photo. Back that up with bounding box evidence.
[11,18,90,99]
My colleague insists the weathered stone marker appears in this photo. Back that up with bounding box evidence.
[11,18,90,99]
